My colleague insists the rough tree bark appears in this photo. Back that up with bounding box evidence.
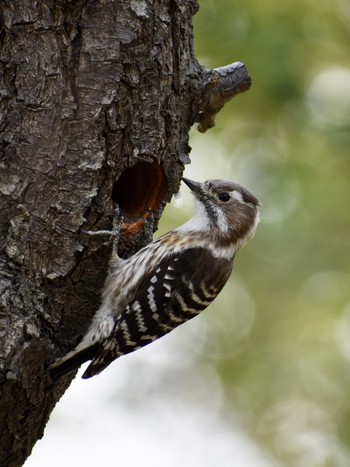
[0,1,251,465]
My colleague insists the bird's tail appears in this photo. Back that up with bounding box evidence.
[49,344,99,381]
[80,336,120,379]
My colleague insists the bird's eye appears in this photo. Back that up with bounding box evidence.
[218,192,230,202]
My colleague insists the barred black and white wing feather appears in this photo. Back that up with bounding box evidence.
[81,248,232,378]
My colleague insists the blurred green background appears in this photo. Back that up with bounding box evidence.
[163,0,350,465]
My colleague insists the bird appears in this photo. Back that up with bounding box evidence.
[49,177,260,380]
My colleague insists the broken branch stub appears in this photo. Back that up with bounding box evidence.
[196,62,252,133]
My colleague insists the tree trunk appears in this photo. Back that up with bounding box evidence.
[0,1,250,465]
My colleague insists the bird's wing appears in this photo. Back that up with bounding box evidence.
[82,247,232,378]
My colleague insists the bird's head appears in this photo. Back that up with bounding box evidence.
[181,177,260,246]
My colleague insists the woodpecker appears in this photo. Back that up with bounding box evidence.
[50,178,260,380]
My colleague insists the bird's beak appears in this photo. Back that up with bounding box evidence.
[182,177,203,197]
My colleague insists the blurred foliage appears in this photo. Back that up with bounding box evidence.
[163,0,350,465]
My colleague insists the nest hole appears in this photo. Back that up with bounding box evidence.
[113,162,167,224]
